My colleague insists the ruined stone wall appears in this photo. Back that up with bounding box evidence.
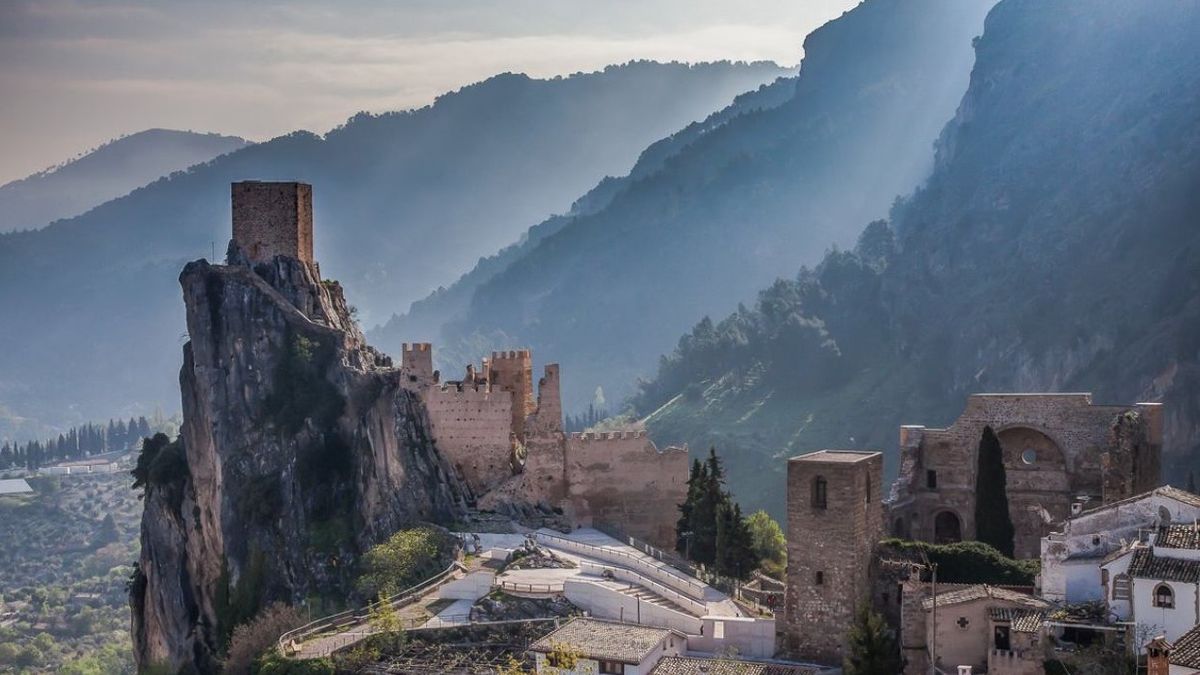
[782,451,884,665]
[564,431,688,549]
[231,182,313,265]
[888,394,1163,559]
[424,385,515,493]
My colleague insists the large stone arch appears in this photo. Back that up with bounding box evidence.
[934,510,962,544]
[995,425,1068,473]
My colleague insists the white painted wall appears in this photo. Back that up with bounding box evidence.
[1041,493,1200,603]
[1130,577,1199,643]
[563,578,703,635]
[686,616,777,659]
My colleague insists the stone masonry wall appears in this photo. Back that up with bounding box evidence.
[782,451,884,665]
[564,431,688,549]
[888,394,1163,559]
[231,182,313,265]
[424,385,515,493]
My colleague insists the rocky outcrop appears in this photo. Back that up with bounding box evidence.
[130,245,468,672]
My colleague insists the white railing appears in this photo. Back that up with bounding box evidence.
[535,531,707,601]
[577,560,707,616]
[278,558,465,657]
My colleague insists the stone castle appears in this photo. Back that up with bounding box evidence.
[781,393,1163,663]
[230,181,687,547]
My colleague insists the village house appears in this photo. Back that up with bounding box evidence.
[529,617,684,675]
[1102,523,1200,642]
[1041,486,1200,604]
[912,584,1049,675]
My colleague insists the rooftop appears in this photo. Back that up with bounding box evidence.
[529,618,678,664]
[789,450,878,464]
[923,584,1048,611]
[650,656,820,674]
[1156,522,1200,550]
[0,478,32,495]
[1127,547,1200,583]
[1173,624,1200,668]
[988,607,1046,633]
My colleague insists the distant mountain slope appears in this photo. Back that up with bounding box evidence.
[637,0,1200,518]
[412,0,994,411]
[0,61,788,436]
[0,129,249,232]
[369,74,801,358]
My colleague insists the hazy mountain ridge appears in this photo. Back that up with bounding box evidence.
[0,129,250,233]
[636,0,1200,518]
[0,61,786,437]
[412,0,994,411]
[369,73,802,358]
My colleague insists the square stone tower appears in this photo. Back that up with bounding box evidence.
[782,450,884,664]
[231,181,313,264]
[488,350,534,440]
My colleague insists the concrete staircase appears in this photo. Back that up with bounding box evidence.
[594,578,690,614]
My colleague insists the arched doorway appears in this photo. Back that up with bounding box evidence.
[934,511,962,544]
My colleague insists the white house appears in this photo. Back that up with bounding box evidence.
[1041,487,1200,604]
[529,617,684,675]
[1101,523,1200,642]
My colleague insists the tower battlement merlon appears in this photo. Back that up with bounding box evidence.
[230,181,314,265]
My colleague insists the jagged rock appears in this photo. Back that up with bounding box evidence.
[130,246,469,672]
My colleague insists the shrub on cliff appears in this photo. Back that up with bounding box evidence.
[130,433,187,492]
[878,538,1038,586]
[262,332,344,435]
[355,526,455,598]
[223,602,307,675]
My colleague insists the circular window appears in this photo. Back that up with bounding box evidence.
[1021,448,1038,465]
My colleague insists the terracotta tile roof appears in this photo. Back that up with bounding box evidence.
[922,584,1049,611]
[529,618,677,664]
[988,607,1045,633]
[1157,523,1200,550]
[650,656,819,675]
[1173,624,1200,668]
[1127,548,1200,583]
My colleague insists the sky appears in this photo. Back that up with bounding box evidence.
[0,0,859,184]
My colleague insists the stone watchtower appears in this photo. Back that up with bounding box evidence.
[487,350,535,440]
[781,450,884,664]
[231,181,313,264]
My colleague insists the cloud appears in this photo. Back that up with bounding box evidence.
[0,0,857,183]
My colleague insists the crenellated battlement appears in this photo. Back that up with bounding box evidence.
[568,430,648,441]
[402,342,431,353]
[491,349,532,361]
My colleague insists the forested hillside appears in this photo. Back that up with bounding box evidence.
[403,0,994,411]
[0,129,249,233]
[637,0,1200,518]
[0,61,785,437]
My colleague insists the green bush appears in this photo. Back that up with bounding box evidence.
[355,526,454,598]
[254,649,334,675]
[130,433,188,491]
[878,538,1038,586]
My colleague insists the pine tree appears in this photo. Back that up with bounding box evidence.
[843,603,902,675]
[974,425,1015,557]
[676,459,705,555]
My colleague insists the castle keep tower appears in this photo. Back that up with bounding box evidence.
[231,181,313,264]
[487,350,535,439]
[782,450,883,664]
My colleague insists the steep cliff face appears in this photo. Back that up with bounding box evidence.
[131,246,468,672]
[638,0,1200,518]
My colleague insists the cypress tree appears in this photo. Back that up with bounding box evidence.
[974,425,1015,557]
[676,459,704,555]
[843,603,902,675]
